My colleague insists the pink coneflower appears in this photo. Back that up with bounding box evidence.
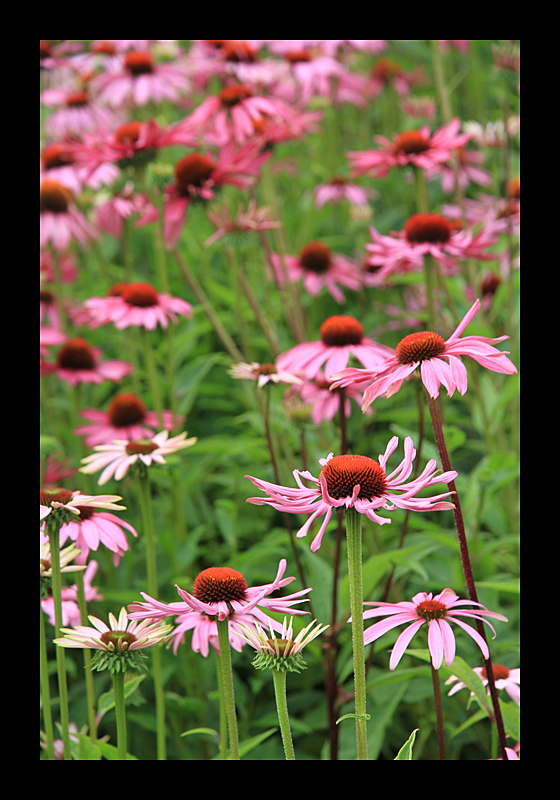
[273,47,367,107]
[295,370,370,424]
[41,86,119,137]
[94,187,155,238]
[74,392,182,447]
[314,176,373,208]
[40,488,125,521]
[40,178,98,251]
[127,559,311,656]
[52,337,132,386]
[183,83,295,146]
[53,607,173,653]
[142,142,271,248]
[229,361,304,388]
[91,50,190,108]
[347,118,470,179]
[83,281,193,330]
[205,200,280,246]
[246,436,457,552]
[270,241,362,304]
[276,314,393,380]
[79,430,197,486]
[445,664,520,706]
[46,503,138,566]
[427,145,492,194]
[363,213,497,282]
[41,140,120,194]
[360,588,507,670]
[42,559,103,629]
[330,299,517,408]
[369,58,423,98]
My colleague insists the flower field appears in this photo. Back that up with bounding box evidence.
[40,39,520,760]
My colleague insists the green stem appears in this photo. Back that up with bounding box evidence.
[112,669,127,760]
[413,168,436,331]
[214,649,228,760]
[431,664,446,760]
[40,600,55,760]
[271,669,296,760]
[216,618,240,760]
[75,571,97,741]
[345,507,368,760]
[136,468,166,760]
[140,327,164,430]
[47,520,71,759]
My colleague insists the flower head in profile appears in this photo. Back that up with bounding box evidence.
[276,314,393,382]
[235,616,329,673]
[83,282,193,331]
[246,436,457,552]
[52,337,132,386]
[40,178,98,251]
[91,50,190,108]
[205,200,280,246]
[331,299,517,409]
[80,430,197,485]
[361,588,508,670]
[40,488,125,521]
[445,663,520,706]
[127,559,311,656]
[229,361,303,388]
[314,176,373,208]
[347,117,470,179]
[54,607,173,673]
[270,241,362,304]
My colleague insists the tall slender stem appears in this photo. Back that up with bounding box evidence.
[214,649,228,760]
[140,327,164,430]
[112,669,127,760]
[75,571,97,741]
[217,618,240,760]
[431,664,446,760]
[271,669,296,760]
[425,391,507,759]
[345,507,368,760]
[40,600,55,760]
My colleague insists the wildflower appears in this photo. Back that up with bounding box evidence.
[361,588,508,670]
[445,664,520,706]
[246,436,457,552]
[276,314,393,381]
[40,541,85,582]
[91,50,190,108]
[314,176,373,208]
[83,282,193,330]
[54,607,173,673]
[369,58,423,98]
[427,145,492,194]
[205,200,280,246]
[40,488,125,521]
[291,371,370,424]
[331,299,517,408]
[236,616,329,673]
[40,85,118,138]
[229,361,303,388]
[128,559,311,655]
[270,241,363,304]
[52,337,132,386]
[74,392,182,447]
[42,560,104,629]
[40,178,98,251]
[80,430,197,486]
[347,118,470,179]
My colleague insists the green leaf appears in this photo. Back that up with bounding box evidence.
[212,728,278,760]
[394,728,419,760]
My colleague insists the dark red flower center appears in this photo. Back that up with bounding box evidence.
[299,241,332,274]
[374,58,402,79]
[193,567,248,604]
[41,143,74,170]
[415,599,448,620]
[481,272,501,296]
[404,213,452,244]
[175,154,216,194]
[73,505,96,520]
[57,338,96,370]
[65,91,89,107]
[40,487,74,506]
[40,180,73,214]
[115,121,143,145]
[320,315,364,347]
[507,177,520,200]
[108,393,147,427]
[125,440,158,455]
[124,51,154,75]
[284,50,313,63]
[100,630,137,650]
[481,664,510,681]
[395,331,446,364]
[257,363,277,375]
[219,84,253,107]
[91,41,117,55]
[320,454,387,500]
[222,42,257,63]
[121,282,159,307]
[393,130,431,155]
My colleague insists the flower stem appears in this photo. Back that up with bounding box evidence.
[216,618,240,760]
[271,668,296,760]
[40,600,55,760]
[431,664,446,760]
[214,649,228,760]
[75,571,97,741]
[46,520,71,760]
[425,391,508,759]
[112,669,127,760]
[136,468,167,760]
[345,507,368,760]
[140,326,165,430]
